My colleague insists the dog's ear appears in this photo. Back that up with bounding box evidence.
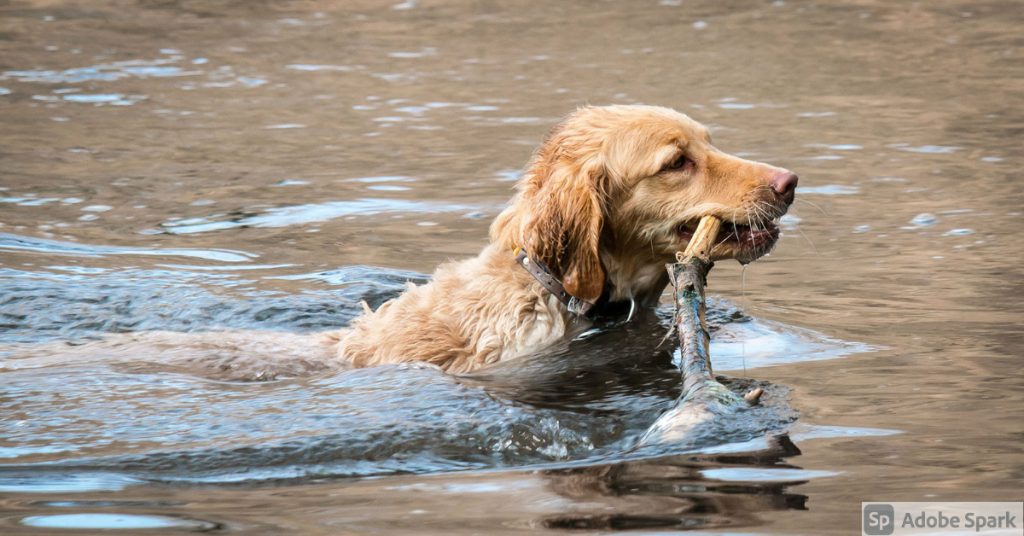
[494,128,607,304]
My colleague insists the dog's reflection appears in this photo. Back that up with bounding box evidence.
[538,434,807,531]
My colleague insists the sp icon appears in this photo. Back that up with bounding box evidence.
[864,503,895,535]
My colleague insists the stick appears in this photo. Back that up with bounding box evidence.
[675,216,763,404]
[678,216,722,263]
[670,215,722,390]
[637,216,760,447]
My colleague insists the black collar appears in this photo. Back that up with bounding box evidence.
[514,248,596,317]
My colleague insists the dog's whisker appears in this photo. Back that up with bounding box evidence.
[751,202,769,233]
[791,224,819,255]
[729,207,742,243]
[795,197,828,216]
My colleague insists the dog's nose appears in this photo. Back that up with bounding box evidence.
[770,171,798,205]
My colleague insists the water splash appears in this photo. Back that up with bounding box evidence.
[0,258,865,486]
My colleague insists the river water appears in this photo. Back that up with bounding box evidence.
[1,1,1021,534]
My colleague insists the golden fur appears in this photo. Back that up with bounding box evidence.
[332,105,795,373]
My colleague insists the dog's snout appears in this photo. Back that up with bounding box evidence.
[770,171,798,205]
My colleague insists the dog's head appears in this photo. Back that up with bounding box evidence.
[491,105,797,304]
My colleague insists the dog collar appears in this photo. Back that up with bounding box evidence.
[514,248,596,316]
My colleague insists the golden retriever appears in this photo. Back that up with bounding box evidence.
[331,105,797,373]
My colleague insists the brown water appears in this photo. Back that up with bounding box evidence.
[1,1,1022,534]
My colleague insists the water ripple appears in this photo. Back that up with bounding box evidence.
[159,198,480,234]
[0,259,866,487]
[2,58,200,84]
[0,233,256,263]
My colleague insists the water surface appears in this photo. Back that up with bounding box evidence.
[1,1,1021,533]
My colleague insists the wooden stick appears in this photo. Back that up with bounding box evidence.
[637,215,761,447]
[668,216,721,391]
[678,215,722,263]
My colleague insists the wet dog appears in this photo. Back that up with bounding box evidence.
[331,105,796,373]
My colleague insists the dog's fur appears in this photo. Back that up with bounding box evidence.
[331,105,795,373]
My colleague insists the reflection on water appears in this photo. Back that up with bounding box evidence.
[0,473,143,494]
[1,0,1021,533]
[538,437,809,532]
[797,184,860,196]
[0,232,256,262]
[2,57,199,84]
[159,198,484,234]
[22,513,219,531]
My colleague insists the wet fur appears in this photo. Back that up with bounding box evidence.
[334,105,791,373]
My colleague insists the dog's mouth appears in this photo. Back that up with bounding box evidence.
[675,219,780,262]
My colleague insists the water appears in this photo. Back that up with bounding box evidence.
[1,1,1021,533]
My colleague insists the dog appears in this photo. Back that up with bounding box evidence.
[330,105,797,374]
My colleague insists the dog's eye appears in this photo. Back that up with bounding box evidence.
[664,154,691,172]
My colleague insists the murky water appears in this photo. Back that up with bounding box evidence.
[1,1,1022,533]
